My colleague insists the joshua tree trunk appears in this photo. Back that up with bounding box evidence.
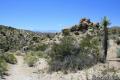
[103,24,108,61]
[101,16,109,63]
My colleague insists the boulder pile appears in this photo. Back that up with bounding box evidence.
[70,18,100,32]
[62,18,100,35]
[80,18,99,30]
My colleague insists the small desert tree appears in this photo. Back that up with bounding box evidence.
[101,16,110,62]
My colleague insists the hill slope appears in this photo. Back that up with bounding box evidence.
[0,25,55,52]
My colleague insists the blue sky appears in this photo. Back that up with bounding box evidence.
[0,0,120,32]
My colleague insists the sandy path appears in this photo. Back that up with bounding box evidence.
[5,56,36,80]
[3,40,120,80]
[107,40,117,59]
[107,40,120,69]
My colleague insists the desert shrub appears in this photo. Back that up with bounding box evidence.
[0,56,7,77]
[30,51,46,58]
[32,36,39,42]
[116,47,120,58]
[49,35,100,72]
[70,25,79,32]
[80,35,100,56]
[79,35,100,65]
[31,44,48,51]
[115,38,120,45]
[49,36,79,60]
[74,32,79,35]
[3,53,17,64]
[37,51,48,58]
[62,29,70,36]
[49,36,80,71]
[38,44,48,51]
[24,52,38,67]
[88,26,94,32]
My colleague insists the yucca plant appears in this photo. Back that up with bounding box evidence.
[101,16,110,62]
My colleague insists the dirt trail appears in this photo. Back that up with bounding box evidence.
[107,40,117,59]
[107,40,120,69]
[3,40,120,80]
[4,56,36,80]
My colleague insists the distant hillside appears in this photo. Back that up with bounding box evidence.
[0,25,55,52]
[0,22,119,52]
[110,26,120,29]
[108,26,120,35]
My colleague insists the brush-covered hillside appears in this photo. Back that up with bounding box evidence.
[0,25,56,52]
[0,17,120,80]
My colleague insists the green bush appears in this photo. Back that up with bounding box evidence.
[88,27,94,32]
[79,35,100,66]
[49,36,80,71]
[35,51,48,58]
[115,39,120,45]
[116,47,120,58]
[24,52,38,67]
[62,29,70,36]
[29,51,45,58]
[0,56,7,77]
[49,36,100,72]
[32,36,40,42]
[3,53,17,64]
[30,44,48,51]
[38,44,48,51]
[70,25,79,32]
[80,35,99,55]
[74,32,79,35]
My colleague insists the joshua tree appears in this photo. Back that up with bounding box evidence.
[101,16,110,62]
